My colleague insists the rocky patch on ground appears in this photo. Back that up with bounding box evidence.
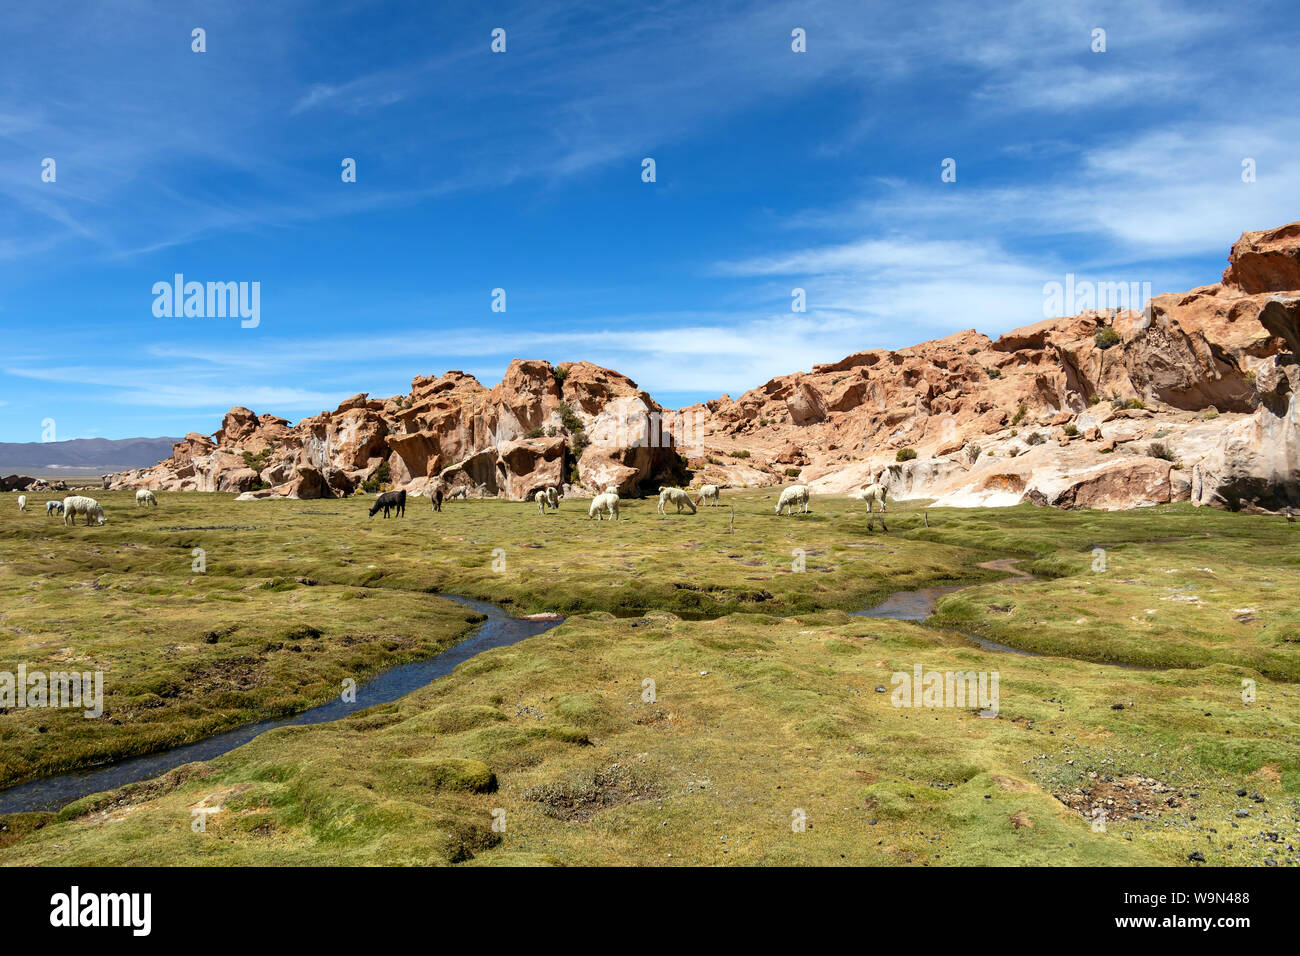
[1055,772,1182,823]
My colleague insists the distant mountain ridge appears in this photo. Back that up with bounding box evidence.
[0,437,182,472]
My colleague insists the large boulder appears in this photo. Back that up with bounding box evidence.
[576,448,643,496]
[436,438,568,499]
[0,475,36,492]
[498,438,567,499]
[216,467,261,494]
[581,395,685,494]
[214,407,290,451]
[387,430,443,485]
[786,380,828,426]
[1123,293,1260,412]
[1026,457,1174,510]
[280,465,333,499]
[1192,373,1300,511]
[435,451,494,497]
[1222,222,1300,294]
[489,360,562,436]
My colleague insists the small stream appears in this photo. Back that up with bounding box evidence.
[0,560,1073,815]
[0,595,563,815]
[851,558,1042,657]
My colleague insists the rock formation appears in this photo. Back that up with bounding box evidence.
[679,222,1300,512]
[110,361,687,500]
[110,222,1300,511]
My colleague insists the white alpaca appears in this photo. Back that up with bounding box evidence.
[16,495,26,512]
[135,489,158,507]
[855,483,887,513]
[775,485,810,515]
[657,486,697,515]
[63,495,107,526]
[45,501,63,516]
[589,491,620,520]
[696,484,720,507]
[448,487,469,500]
[533,487,559,515]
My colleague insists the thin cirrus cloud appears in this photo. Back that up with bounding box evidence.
[842,124,1300,263]
[3,364,346,412]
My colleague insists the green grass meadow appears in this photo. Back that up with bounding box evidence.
[0,489,1295,865]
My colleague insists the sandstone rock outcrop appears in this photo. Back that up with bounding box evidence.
[691,221,1300,512]
[1025,458,1174,510]
[1222,223,1300,294]
[109,223,1300,511]
[110,360,686,500]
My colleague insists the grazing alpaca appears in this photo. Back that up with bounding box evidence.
[45,500,63,516]
[534,487,560,515]
[775,484,810,515]
[696,484,720,507]
[368,489,406,518]
[431,488,444,512]
[855,483,887,513]
[589,491,620,520]
[447,487,469,500]
[16,495,26,512]
[63,495,107,526]
[855,483,888,531]
[135,489,158,507]
[657,486,697,515]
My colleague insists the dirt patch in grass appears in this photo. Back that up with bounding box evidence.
[177,655,272,697]
[524,765,660,822]
[631,706,673,727]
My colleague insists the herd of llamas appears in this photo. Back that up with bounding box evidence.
[10,472,891,527]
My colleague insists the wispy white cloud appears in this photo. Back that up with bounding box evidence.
[784,112,1300,280]
[6,0,1246,268]
[4,365,348,412]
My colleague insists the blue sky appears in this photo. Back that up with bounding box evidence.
[1,0,1297,442]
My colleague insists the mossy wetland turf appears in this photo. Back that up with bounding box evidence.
[0,489,1296,865]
